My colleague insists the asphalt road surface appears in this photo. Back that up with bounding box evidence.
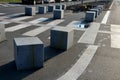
[1,0,120,80]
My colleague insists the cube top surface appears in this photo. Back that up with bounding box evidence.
[25,6,35,9]
[54,9,63,11]
[14,37,43,46]
[86,11,96,13]
[90,9,98,11]
[52,27,73,32]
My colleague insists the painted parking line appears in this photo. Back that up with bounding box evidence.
[111,24,120,48]
[101,11,111,24]
[77,22,100,44]
[22,20,64,36]
[57,45,98,80]
[5,17,49,32]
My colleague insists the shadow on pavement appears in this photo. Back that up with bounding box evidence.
[0,61,36,80]
[44,46,65,61]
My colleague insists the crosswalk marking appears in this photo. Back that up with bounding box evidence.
[111,24,120,48]
[0,21,11,24]
[11,16,32,21]
[0,13,5,16]
[29,18,49,24]
[57,45,98,80]
[5,17,49,32]
[77,22,100,44]
[5,23,31,32]
[22,20,64,36]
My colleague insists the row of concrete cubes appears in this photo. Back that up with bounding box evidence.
[85,5,103,22]
[14,27,74,70]
[25,4,66,16]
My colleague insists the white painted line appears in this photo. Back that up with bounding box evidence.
[101,11,111,24]
[5,23,31,32]
[23,20,64,36]
[11,16,32,21]
[29,17,49,24]
[8,13,24,18]
[111,24,120,33]
[111,24,120,48]
[23,26,52,36]
[77,22,100,44]
[46,19,64,26]
[0,21,11,24]
[5,17,49,32]
[109,0,114,9]
[0,13,5,15]
[57,45,98,80]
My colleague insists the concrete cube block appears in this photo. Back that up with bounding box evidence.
[85,11,95,22]
[14,37,44,70]
[56,5,62,10]
[53,9,64,19]
[25,7,36,16]
[62,4,66,10]
[48,5,55,12]
[97,5,104,11]
[0,24,6,42]
[90,9,99,18]
[38,6,47,14]
[50,27,74,50]
[95,7,102,14]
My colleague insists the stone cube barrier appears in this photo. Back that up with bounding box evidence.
[50,27,74,50]
[48,5,55,12]
[53,9,64,19]
[38,6,47,14]
[25,6,36,16]
[85,11,95,22]
[14,37,44,70]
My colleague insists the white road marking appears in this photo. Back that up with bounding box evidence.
[111,24,120,48]
[0,13,5,15]
[77,22,100,44]
[29,17,49,24]
[22,20,64,36]
[5,23,31,32]
[101,11,111,24]
[11,16,32,21]
[57,45,98,80]
[5,17,49,32]
[0,21,11,24]
[109,0,114,9]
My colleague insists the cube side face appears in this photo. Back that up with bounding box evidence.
[50,30,67,50]
[67,30,74,49]
[53,10,64,19]
[56,5,62,10]
[34,44,44,68]
[85,12,95,22]
[62,4,66,10]
[14,38,44,70]
[39,6,46,14]
[0,24,6,42]
[90,10,98,18]
[48,5,55,12]
[25,7,35,16]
